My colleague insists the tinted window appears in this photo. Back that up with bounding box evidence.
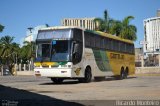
[95,36,101,48]
[84,31,92,47]
[72,28,83,64]
[84,31,134,54]
[73,28,83,42]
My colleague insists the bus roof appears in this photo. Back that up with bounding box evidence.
[38,26,84,31]
[85,30,134,44]
[38,26,133,44]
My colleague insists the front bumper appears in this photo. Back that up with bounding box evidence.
[34,68,72,78]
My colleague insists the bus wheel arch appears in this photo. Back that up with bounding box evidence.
[125,67,129,76]
[79,65,92,83]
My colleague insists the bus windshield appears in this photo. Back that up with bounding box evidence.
[36,40,71,62]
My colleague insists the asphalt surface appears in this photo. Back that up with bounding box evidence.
[0,75,160,106]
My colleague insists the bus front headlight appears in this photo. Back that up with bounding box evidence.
[61,65,67,67]
[61,65,72,68]
[68,65,72,68]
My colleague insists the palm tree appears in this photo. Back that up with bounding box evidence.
[20,41,36,69]
[109,20,123,36]
[20,41,36,71]
[94,10,137,41]
[94,10,113,33]
[23,41,35,59]
[0,35,19,75]
[119,16,137,41]
[0,24,4,32]
[0,36,15,58]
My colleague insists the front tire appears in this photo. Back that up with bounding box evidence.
[79,67,92,83]
[51,78,63,84]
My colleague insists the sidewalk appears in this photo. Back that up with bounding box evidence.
[2,67,160,76]
[16,71,34,76]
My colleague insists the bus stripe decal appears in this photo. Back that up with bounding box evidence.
[93,49,112,72]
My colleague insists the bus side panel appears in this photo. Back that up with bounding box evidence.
[83,48,113,77]
[83,48,135,77]
[126,54,135,75]
[106,51,123,76]
[106,51,135,76]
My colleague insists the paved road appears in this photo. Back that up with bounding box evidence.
[0,75,160,106]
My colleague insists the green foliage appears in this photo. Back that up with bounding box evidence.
[94,10,137,41]
[94,10,112,33]
[0,36,20,75]
[0,24,4,32]
[109,20,123,36]
[119,16,137,41]
[20,41,36,64]
[0,35,37,72]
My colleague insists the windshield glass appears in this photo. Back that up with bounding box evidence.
[51,40,70,62]
[36,43,51,61]
[35,40,71,62]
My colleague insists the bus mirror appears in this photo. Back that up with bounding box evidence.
[73,43,80,62]
[73,43,79,54]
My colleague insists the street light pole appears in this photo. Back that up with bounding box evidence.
[28,27,33,71]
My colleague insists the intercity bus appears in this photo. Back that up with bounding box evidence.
[34,26,135,83]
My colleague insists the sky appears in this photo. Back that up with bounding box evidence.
[0,0,159,47]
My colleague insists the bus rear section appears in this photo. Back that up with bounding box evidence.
[83,30,135,80]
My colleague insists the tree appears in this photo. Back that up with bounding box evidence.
[119,16,137,41]
[20,41,36,64]
[109,20,123,36]
[19,41,35,71]
[0,36,20,75]
[94,10,113,33]
[94,10,137,41]
[0,24,4,32]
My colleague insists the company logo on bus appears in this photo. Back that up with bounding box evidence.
[110,53,124,59]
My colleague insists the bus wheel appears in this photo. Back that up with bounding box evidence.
[124,68,129,79]
[51,78,63,84]
[120,68,125,80]
[79,67,92,83]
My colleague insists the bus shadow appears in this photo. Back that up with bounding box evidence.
[40,77,137,85]
[94,76,137,82]
[0,85,84,106]
[40,80,79,85]
[126,76,137,79]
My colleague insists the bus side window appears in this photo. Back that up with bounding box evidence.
[119,42,122,52]
[108,39,113,50]
[113,40,119,51]
[123,43,126,53]
[126,44,130,53]
[102,38,105,49]
[84,32,91,47]
[72,41,83,64]
[105,38,109,50]
[95,36,101,49]
[72,29,83,64]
